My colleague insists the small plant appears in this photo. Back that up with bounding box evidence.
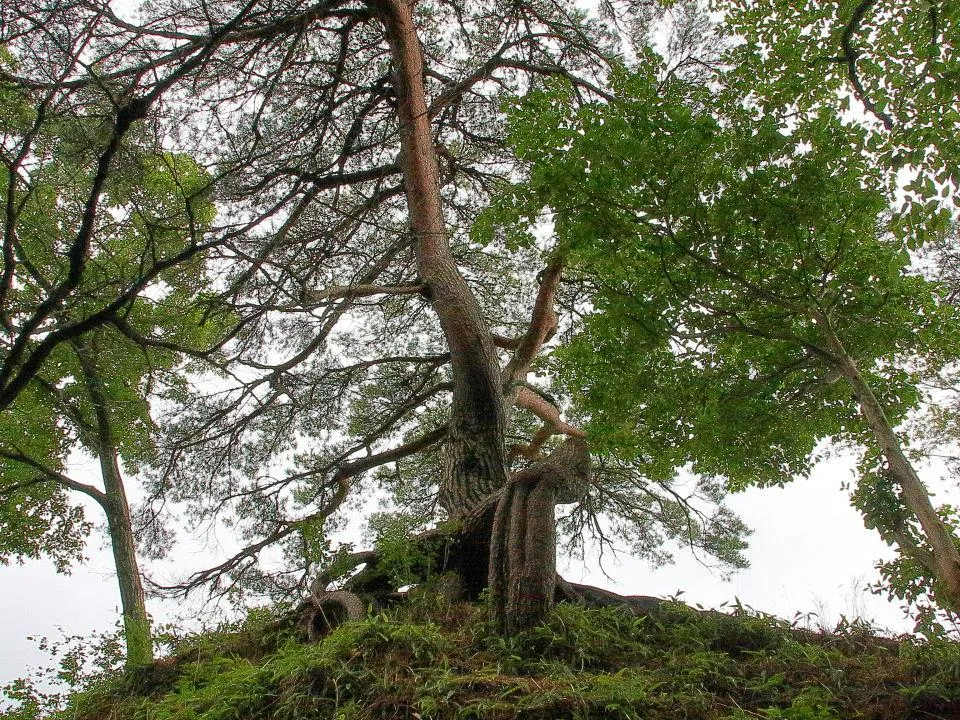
[760,688,841,719]
[365,511,433,588]
[1,625,125,719]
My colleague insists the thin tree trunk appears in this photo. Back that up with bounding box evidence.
[372,0,508,518]
[99,445,154,667]
[822,326,960,611]
[77,348,153,667]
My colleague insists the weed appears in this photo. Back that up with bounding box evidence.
[17,600,960,720]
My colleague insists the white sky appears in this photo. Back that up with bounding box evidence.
[1,0,953,699]
[0,448,926,690]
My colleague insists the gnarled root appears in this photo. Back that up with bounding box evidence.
[306,590,366,641]
[489,437,591,636]
[555,577,664,614]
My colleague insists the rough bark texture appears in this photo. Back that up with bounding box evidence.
[367,2,592,635]
[489,438,590,635]
[371,0,508,519]
[306,590,366,641]
[823,326,960,611]
[100,451,154,667]
[78,350,153,667]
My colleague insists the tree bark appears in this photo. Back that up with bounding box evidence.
[371,0,508,519]
[489,438,590,635]
[99,445,154,667]
[368,2,599,635]
[77,348,153,667]
[822,325,960,611]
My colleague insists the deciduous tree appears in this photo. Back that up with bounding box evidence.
[494,41,960,617]
[0,40,221,663]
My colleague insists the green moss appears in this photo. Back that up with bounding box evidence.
[30,602,960,720]
[134,657,269,720]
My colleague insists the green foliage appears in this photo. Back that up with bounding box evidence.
[365,511,434,588]
[498,66,957,489]
[708,13,960,621]
[720,0,960,219]
[0,50,230,669]
[491,34,960,617]
[0,64,225,569]
[851,461,960,636]
[900,636,960,701]
[0,467,90,571]
[0,625,125,720]
[759,689,840,720]
[296,516,330,568]
[725,688,841,720]
[32,601,960,720]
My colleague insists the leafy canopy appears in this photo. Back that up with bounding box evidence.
[487,54,959,494]
[0,63,221,570]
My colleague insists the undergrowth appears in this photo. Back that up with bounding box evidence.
[9,594,960,720]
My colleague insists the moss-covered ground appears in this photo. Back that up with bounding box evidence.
[40,594,960,720]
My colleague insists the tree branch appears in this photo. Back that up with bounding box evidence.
[838,0,895,130]
[503,258,564,384]
[305,282,426,305]
[0,451,108,508]
[514,386,585,440]
[158,425,446,596]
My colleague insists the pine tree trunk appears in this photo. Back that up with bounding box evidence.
[372,0,508,518]
[371,1,594,635]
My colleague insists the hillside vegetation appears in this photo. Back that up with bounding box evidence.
[27,590,960,720]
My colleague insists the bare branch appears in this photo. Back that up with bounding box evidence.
[504,258,564,384]
[0,451,108,508]
[305,282,426,305]
[159,425,446,596]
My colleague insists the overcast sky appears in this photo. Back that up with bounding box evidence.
[1,447,930,691]
[1,0,953,701]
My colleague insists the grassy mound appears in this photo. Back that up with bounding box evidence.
[42,596,960,720]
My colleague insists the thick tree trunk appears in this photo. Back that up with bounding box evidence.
[822,327,960,611]
[372,0,508,517]
[370,1,595,635]
[78,349,153,667]
[489,476,558,635]
[489,438,590,634]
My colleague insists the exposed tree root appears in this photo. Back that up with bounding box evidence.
[300,559,670,640]
[301,480,676,641]
[306,590,366,641]
[555,578,665,614]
